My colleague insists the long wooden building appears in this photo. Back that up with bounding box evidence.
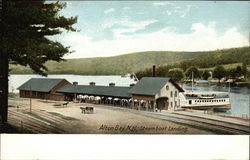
[18,78,71,101]
[18,77,184,111]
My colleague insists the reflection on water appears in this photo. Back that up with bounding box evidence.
[183,84,250,118]
[8,74,249,117]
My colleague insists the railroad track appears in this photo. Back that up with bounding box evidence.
[92,104,249,134]
[140,111,250,134]
[8,109,69,133]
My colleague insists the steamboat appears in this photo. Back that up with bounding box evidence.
[179,91,231,112]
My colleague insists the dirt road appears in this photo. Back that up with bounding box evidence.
[8,98,214,134]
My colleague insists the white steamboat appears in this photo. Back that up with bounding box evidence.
[179,91,231,112]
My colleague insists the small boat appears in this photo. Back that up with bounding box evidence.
[179,91,231,112]
[195,80,210,86]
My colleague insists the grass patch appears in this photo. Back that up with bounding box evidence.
[24,112,55,124]
[199,63,243,71]
[8,93,19,98]
[0,123,33,133]
[47,112,79,121]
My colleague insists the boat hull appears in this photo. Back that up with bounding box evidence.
[181,104,231,112]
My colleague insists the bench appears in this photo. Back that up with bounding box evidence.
[80,106,94,114]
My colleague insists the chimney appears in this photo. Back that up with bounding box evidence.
[152,65,156,77]
[73,81,78,85]
[89,82,95,86]
[109,82,115,87]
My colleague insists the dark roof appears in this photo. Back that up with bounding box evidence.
[57,84,132,98]
[128,77,170,96]
[169,79,185,92]
[17,78,66,92]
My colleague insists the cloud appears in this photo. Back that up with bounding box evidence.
[175,4,199,18]
[123,7,130,10]
[101,18,158,38]
[112,19,158,38]
[166,10,172,16]
[62,23,249,58]
[104,8,115,14]
[153,2,173,6]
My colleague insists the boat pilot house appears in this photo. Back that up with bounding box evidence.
[18,77,184,111]
[18,78,71,101]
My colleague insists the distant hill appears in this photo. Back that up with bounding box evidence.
[9,47,250,75]
[9,51,205,75]
[179,47,250,70]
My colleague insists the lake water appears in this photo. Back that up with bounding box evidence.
[183,84,250,118]
[9,74,250,118]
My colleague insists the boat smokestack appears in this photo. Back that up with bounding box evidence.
[152,65,156,77]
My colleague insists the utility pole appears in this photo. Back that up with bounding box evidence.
[30,85,32,112]
[191,71,194,91]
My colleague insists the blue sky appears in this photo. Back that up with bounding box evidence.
[53,1,249,58]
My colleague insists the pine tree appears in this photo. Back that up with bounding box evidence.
[0,0,77,123]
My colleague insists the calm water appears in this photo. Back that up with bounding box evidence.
[9,74,250,118]
[183,84,250,118]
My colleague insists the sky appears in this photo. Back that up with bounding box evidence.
[52,1,249,59]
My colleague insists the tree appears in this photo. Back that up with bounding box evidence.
[168,68,184,82]
[185,66,201,79]
[179,61,190,72]
[213,65,227,84]
[242,63,247,75]
[228,68,237,79]
[202,70,210,80]
[228,66,244,80]
[0,0,77,123]
[235,66,243,77]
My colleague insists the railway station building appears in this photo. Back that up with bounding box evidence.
[128,77,184,111]
[18,77,184,111]
[18,78,71,101]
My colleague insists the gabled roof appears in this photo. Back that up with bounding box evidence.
[128,77,171,96]
[57,84,132,98]
[17,78,66,92]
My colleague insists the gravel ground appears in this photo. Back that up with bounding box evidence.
[8,98,214,134]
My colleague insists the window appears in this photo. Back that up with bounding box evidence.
[189,100,192,104]
[175,101,177,107]
[174,91,177,97]
[170,91,173,97]
[171,102,173,107]
[166,85,169,90]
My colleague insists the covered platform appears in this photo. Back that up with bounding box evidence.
[56,84,132,107]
